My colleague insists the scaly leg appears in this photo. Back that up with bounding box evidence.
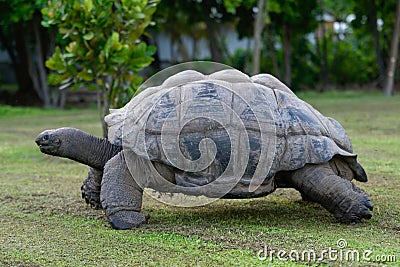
[101,152,147,229]
[290,163,373,223]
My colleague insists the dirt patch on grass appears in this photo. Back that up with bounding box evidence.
[0,192,105,221]
[0,259,41,267]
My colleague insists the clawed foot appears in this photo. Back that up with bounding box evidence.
[332,181,373,223]
[81,180,101,209]
[108,210,149,230]
[291,163,373,223]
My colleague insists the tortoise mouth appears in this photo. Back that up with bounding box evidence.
[38,144,52,150]
[38,144,59,155]
[35,135,61,155]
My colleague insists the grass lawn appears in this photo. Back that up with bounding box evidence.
[0,91,399,266]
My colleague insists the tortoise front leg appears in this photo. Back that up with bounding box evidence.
[289,163,373,223]
[81,167,102,209]
[101,152,147,230]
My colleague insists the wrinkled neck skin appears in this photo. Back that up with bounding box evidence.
[58,128,122,170]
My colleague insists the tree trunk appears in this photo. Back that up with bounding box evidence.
[266,24,280,78]
[282,24,292,86]
[219,34,231,62]
[317,0,329,91]
[252,0,267,75]
[2,22,41,106]
[384,0,400,96]
[368,0,386,86]
[32,12,51,107]
[26,44,43,101]
[192,37,198,59]
[202,0,223,62]
[169,35,175,63]
[96,76,111,138]
[244,38,251,74]
[177,36,190,62]
[59,90,67,109]
[102,91,110,138]
[166,24,190,62]
[319,22,329,90]
[96,88,109,138]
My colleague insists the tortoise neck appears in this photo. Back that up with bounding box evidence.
[59,128,122,169]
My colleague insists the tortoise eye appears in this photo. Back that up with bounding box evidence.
[42,134,49,141]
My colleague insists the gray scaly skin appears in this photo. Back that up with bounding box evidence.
[36,127,146,229]
[36,127,120,209]
[35,127,372,229]
[101,152,147,229]
[35,127,121,170]
[81,167,103,209]
[289,163,373,223]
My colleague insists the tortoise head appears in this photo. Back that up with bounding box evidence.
[35,127,122,169]
[35,129,62,155]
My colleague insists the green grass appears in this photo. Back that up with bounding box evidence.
[1,91,400,266]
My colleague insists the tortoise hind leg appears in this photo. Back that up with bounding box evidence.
[101,152,147,229]
[289,163,373,223]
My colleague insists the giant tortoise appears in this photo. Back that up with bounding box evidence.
[35,69,373,230]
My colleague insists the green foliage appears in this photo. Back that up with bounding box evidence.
[223,0,255,14]
[269,0,318,35]
[42,0,157,108]
[352,0,397,55]
[327,38,378,85]
[0,0,38,24]
[226,48,250,73]
[290,38,319,90]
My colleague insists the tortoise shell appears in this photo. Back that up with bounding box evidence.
[105,69,357,197]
